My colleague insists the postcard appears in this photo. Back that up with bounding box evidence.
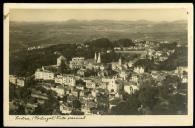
[3,3,193,126]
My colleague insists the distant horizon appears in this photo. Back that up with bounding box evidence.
[10,9,187,22]
[10,19,187,23]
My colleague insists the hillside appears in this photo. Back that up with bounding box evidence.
[9,20,187,52]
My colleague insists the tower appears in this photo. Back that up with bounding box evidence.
[119,57,122,66]
[94,52,97,62]
[97,52,101,63]
[57,55,67,67]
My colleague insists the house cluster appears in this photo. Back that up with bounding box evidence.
[27,45,43,51]
[31,51,149,115]
[10,39,188,115]
[114,40,156,51]
[146,48,175,62]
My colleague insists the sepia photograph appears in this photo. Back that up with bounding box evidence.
[3,3,193,126]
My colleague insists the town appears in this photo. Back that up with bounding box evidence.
[9,38,188,115]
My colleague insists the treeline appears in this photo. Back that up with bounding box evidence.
[9,37,186,76]
[9,38,136,76]
[85,38,135,50]
[110,75,187,115]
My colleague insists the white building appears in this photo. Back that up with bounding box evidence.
[96,52,101,64]
[84,79,96,89]
[55,75,63,84]
[100,65,105,71]
[57,55,67,66]
[159,56,168,62]
[111,58,122,71]
[175,66,188,75]
[69,57,85,69]
[55,75,76,87]
[51,85,65,97]
[17,79,25,87]
[119,71,128,80]
[60,104,72,114]
[35,68,55,80]
[102,77,119,93]
[97,82,107,90]
[155,51,162,57]
[9,75,17,84]
[127,61,133,68]
[9,75,25,87]
[131,74,139,83]
[134,66,144,74]
[181,75,188,83]
[114,47,121,50]
[91,90,97,97]
[124,83,139,94]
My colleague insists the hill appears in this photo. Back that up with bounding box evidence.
[9,20,187,52]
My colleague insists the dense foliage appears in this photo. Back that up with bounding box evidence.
[110,75,187,115]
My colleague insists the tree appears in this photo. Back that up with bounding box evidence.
[162,75,182,91]
[113,39,135,47]
[110,92,141,115]
[70,110,84,115]
[17,105,25,115]
[138,86,159,111]
[168,93,187,114]
[72,100,81,109]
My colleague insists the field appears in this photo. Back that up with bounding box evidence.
[9,20,187,53]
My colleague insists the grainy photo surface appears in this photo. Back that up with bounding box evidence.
[4,3,193,126]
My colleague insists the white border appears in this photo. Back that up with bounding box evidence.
[3,3,194,127]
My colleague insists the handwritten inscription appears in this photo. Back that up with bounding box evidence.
[15,115,86,122]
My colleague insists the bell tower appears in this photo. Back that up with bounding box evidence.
[97,52,101,63]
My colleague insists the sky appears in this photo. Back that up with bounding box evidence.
[10,9,188,22]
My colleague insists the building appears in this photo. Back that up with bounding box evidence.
[69,57,85,69]
[181,75,188,83]
[111,57,123,71]
[76,85,85,91]
[54,75,63,84]
[9,75,25,87]
[93,52,102,64]
[55,74,76,87]
[127,61,133,68]
[31,92,48,100]
[98,82,107,90]
[102,77,119,93]
[16,78,25,87]
[175,66,188,75]
[51,85,65,97]
[91,89,98,97]
[35,67,55,80]
[147,49,155,58]
[97,52,101,63]
[57,55,67,67]
[94,52,97,62]
[59,103,72,114]
[84,79,96,89]
[9,75,17,84]
[25,103,38,114]
[124,82,139,94]
[131,73,139,83]
[159,56,168,62]
[119,71,128,80]
[77,68,87,77]
[134,66,144,74]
